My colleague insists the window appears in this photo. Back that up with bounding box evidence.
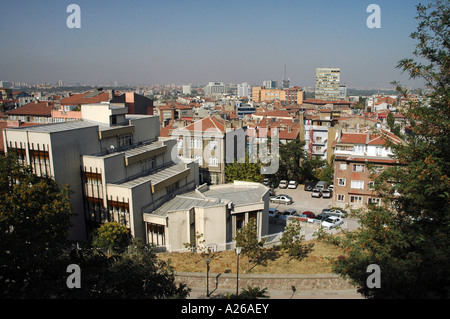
[190,138,202,149]
[338,178,346,186]
[350,196,363,204]
[118,134,133,148]
[351,180,364,189]
[141,158,155,172]
[375,146,383,156]
[209,156,218,167]
[337,194,345,202]
[368,197,381,205]
[368,181,375,189]
[210,173,219,184]
[354,145,365,154]
[352,164,365,172]
[339,163,347,170]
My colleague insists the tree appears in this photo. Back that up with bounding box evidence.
[0,152,74,298]
[319,0,450,299]
[234,218,268,271]
[0,152,190,299]
[277,137,306,181]
[91,221,131,254]
[224,154,263,183]
[280,219,314,263]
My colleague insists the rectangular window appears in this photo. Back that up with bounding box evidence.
[350,195,363,204]
[339,163,347,170]
[118,134,133,148]
[351,180,364,189]
[337,194,345,202]
[209,156,218,167]
[352,164,365,172]
[338,178,346,186]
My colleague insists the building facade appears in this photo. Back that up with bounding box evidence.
[3,102,199,241]
[332,130,403,209]
[315,68,341,101]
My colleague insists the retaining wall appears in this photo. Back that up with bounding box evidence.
[175,271,356,292]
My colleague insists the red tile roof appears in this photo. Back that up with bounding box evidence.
[183,117,226,133]
[7,101,55,116]
[59,91,113,105]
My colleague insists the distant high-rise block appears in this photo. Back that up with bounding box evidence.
[315,68,341,101]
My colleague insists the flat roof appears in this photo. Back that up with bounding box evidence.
[152,195,220,217]
[112,163,189,188]
[4,120,98,133]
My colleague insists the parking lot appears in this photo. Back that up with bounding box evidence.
[267,184,359,238]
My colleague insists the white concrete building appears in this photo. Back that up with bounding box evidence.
[143,181,270,252]
[3,102,199,242]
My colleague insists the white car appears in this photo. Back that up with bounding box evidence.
[288,181,298,189]
[311,188,322,198]
[321,216,344,229]
[322,189,332,198]
[269,194,293,205]
[279,180,288,189]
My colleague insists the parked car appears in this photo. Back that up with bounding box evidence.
[291,211,316,222]
[315,181,328,190]
[279,180,288,189]
[304,181,316,191]
[322,188,332,198]
[311,188,322,198]
[269,194,293,205]
[321,216,344,229]
[301,211,316,219]
[314,213,330,221]
[268,208,279,218]
[322,208,347,218]
[283,208,298,220]
[288,180,298,189]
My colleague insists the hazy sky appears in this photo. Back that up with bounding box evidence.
[0,0,428,89]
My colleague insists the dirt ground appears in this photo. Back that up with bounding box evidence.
[157,239,343,275]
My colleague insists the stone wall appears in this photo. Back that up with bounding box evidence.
[175,272,356,292]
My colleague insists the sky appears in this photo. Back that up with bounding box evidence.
[0,0,428,89]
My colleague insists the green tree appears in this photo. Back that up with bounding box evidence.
[319,0,450,299]
[280,219,314,263]
[0,152,74,298]
[277,137,306,181]
[234,218,268,271]
[224,154,263,183]
[0,152,190,299]
[91,221,131,254]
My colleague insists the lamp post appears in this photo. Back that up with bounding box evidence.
[205,257,211,297]
[235,247,242,296]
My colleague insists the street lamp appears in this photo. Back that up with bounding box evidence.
[205,257,211,297]
[235,247,242,296]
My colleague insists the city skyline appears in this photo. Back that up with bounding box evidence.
[0,0,427,89]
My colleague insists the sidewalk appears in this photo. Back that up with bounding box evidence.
[186,287,364,299]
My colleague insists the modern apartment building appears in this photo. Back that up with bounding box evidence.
[251,86,303,105]
[3,102,199,242]
[332,129,403,208]
[315,68,341,101]
[203,82,228,97]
